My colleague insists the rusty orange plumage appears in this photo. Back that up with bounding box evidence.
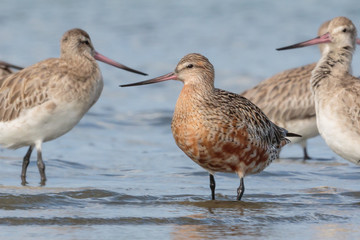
[121,53,299,200]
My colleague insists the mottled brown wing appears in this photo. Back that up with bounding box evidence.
[0,60,54,122]
[338,75,360,130]
[241,63,316,123]
[213,89,288,147]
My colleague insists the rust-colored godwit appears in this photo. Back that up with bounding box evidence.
[241,20,331,160]
[0,60,23,78]
[277,16,360,165]
[121,53,300,200]
[0,28,147,185]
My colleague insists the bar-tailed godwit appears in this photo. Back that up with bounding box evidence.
[277,16,360,165]
[121,53,300,200]
[241,20,331,160]
[0,28,147,185]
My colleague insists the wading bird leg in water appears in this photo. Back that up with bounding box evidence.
[210,174,216,200]
[237,178,245,201]
[303,147,311,160]
[36,146,46,186]
[21,146,33,185]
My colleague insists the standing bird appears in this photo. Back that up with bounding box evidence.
[121,53,299,200]
[0,28,147,185]
[241,20,331,160]
[0,60,23,78]
[277,16,360,165]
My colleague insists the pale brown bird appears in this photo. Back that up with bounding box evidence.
[241,20,331,160]
[277,16,360,165]
[121,53,300,200]
[242,20,360,160]
[0,28,147,185]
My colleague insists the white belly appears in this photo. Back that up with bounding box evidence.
[0,100,88,149]
[280,116,318,145]
[317,101,360,165]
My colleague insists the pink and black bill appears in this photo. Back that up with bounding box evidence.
[277,33,332,51]
[0,60,23,70]
[120,72,177,87]
[94,51,147,76]
[277,32,360,51]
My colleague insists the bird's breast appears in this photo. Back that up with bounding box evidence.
[171,106,271,175]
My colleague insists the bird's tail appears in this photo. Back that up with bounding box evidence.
[280,132,302,147]
[286,132,302,138]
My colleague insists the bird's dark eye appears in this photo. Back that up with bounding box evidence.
[187,64,194,69]
[343,28,347,33]
[82,40,90,45]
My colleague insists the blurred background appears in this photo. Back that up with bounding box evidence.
[0,1,359,239]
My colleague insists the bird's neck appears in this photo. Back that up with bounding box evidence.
[174,83,213,116]
[62,54,99,81]
[311,47,353,91]
[182,82,214,100]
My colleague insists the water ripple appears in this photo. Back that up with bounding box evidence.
[0,216,206,226]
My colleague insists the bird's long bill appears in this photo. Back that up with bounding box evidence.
[120,72,177,87]
[277,32,331,51]
[0,61,23,70]
[94,51,147,76]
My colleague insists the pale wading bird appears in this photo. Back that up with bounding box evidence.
[121,53,300,200]
[277,16,360,165]
[0,28,147,185]
[242,20,332,160]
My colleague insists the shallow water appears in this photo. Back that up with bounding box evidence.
[0,0,360,239]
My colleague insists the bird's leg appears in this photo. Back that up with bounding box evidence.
[209,173,216,200]
[236,177,245,201]
[21,146,33,185]
[36,147,46,186]
[299,140,311,160]
[303,146,311,160]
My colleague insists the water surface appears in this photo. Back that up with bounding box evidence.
[0,0,360,239]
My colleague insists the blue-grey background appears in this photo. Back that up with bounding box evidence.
[0,1,359,239]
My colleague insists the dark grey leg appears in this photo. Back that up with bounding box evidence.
[303,146,311,160]
[37,148,46,186]
[21,146,33,185]
[209,173,216,200]
[236,177,245,201]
